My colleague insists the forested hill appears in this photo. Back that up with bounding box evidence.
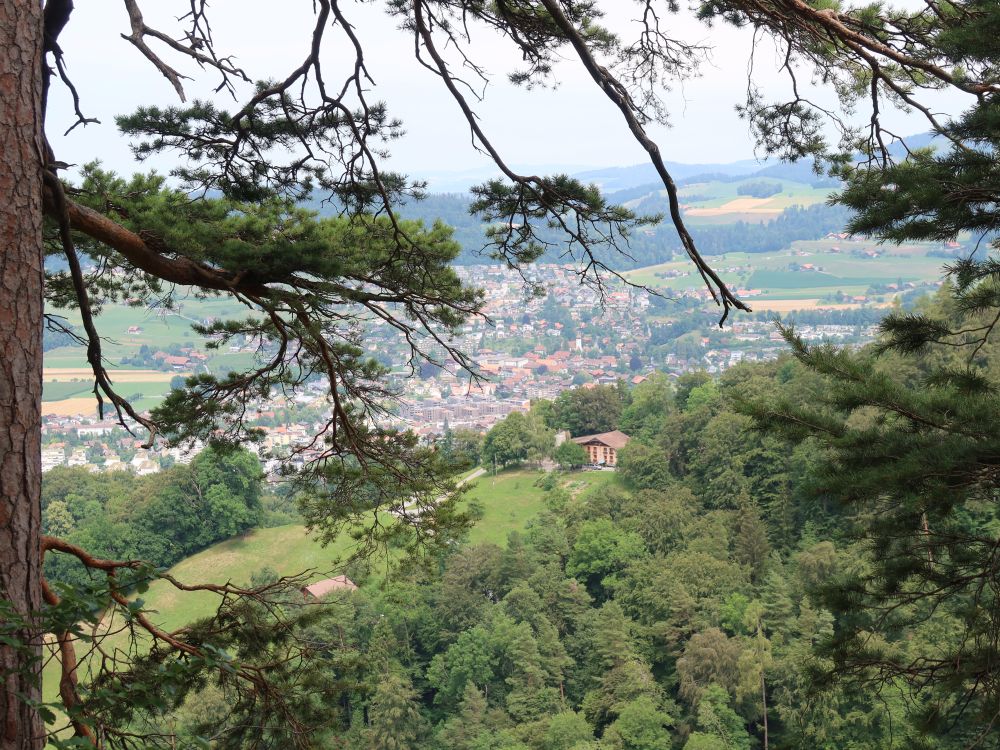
[310,193,851,270]
[337,135,936,269]
[67,286,1000,747]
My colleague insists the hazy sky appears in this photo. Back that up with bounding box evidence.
[48,1,954,188]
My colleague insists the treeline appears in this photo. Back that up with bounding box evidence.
[736,181,783,198]
[42,448,280,588]
[749,306,887,326]
[311,193,850,270]
[43,324,79,351]
[652,203,851,259]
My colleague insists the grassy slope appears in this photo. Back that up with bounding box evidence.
[464,468,617,545]
[130,468,619,628]
[42,525,349,713]
[140,525,351,632]
[463,469,549,546]
[43,468,620,713]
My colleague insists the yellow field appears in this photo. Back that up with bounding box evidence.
[747,299,857,312]
[687,197,783,217]
[43,368,189,382]
[41,397,100,417]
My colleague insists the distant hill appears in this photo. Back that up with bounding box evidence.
[570,158,773,192]
[601,131,939,201]
[379,190,851,270]
[59,133,929,279]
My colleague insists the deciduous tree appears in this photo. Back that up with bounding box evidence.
[5,0,1000,745]
[553,440,588,469]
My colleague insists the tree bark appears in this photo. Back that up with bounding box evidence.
[0,1,46,748]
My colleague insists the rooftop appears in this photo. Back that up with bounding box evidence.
[302,576,358,598]
[571,430,631,450]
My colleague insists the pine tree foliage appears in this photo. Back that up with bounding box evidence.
[11,0,1000,746]
[742,295,1000,734]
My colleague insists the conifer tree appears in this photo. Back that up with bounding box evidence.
[684,685,753,750]
[746,286,1000,735]
[759,562,795,642]
[433,683,493,750]
[602,695,674,750]
[4,0,1000,746]
[732,499,771,584]
[367,671,426,750]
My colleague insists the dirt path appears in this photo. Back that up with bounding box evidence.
[458,467,487,486]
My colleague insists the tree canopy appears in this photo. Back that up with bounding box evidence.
[4,0,1000,747]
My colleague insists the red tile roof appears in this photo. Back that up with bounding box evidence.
[302,576,358,598]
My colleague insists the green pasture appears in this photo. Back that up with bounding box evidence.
[676,178,831,208]
[44,298,260,413]
[463,468,618,546]
[747,270,878,289]
[42,380,92,401]
[626,242,950,295]
[754,286,872,301]
[463,469,550,546]
[136,524,351,632]
[46,298,253,368]
[684,213,779,227]
[41,523,350,731]
[42,368,182,407]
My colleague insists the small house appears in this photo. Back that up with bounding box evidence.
[301,576,358,600]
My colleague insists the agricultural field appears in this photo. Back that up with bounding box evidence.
[680,179,831,225]
[43,297,258,411]
[619,178,832,225]
[41,380,93,401]
[44,297,252,369]
[625,238,950,308]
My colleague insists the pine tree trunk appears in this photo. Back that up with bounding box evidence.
[0,1,46,748]
[761,671,769,750]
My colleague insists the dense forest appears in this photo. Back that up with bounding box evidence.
[41,449,291,589]
[634,204,853,259]
[71,284,996,749]
[736,181,783,198]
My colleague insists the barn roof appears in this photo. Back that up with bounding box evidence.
[302,576,358,598]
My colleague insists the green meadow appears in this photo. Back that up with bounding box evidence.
[625,239,948,300]
[463,468,616,546]
[675,178,831,208]
[43,467,621,717]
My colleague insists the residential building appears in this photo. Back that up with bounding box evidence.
[571,430,631,467]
